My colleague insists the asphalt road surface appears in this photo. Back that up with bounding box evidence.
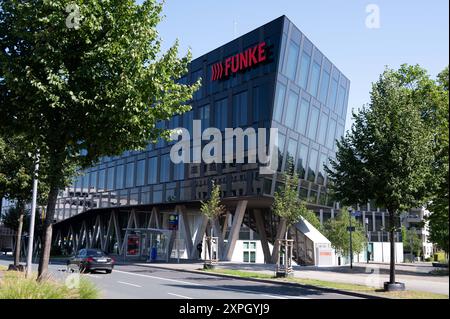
[0,259,361,299]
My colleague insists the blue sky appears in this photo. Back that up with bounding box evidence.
[142,0,449,131]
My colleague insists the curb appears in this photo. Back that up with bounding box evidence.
[121,262,387,299]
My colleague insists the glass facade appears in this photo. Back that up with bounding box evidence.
[57,16,350,221]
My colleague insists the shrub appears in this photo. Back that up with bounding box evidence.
[0,270,99,299]
[434,251,446,262]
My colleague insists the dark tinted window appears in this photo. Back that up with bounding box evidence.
[86,249,106,257]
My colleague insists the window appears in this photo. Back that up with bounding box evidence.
[174,162,184,181]
[308,62,321,97]
[273,84,286,122]
[198,104,210,128]
[136,159,145,187]
[326,119,337,149]
[116,165,124,189]
[319,71,330,104]
[296,144,308,179]
[335,124,345,149]
[183,110,193,137]
[299,52,311,89]
[284,91,298,129]
[125,162,135,188]
[318,112,328,145]
[147,157,157,184]
[243,241,257,263]
[192,69,203,99]
[296,98,309,135]
[307,106,319,140]
[107,167,115,190]
[253,84,269,122]
[307,149,318,182]
[214,98,227,131]
[156,121,165,148]
[160,154,170,182]
[317,153,328,185]
[336,85,346,117]
[98,169,105,190]
[285,41,299,80]
[286,138,297,173]
[82,173,88,190]
[89,171,97,190]
[232,91,248,127]
[328,77,338,110]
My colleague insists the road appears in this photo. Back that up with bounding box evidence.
[0,259,361,299]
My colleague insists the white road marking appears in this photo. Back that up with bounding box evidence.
[114,269,309,299]
[114,270,202,286]
[167,292,193,299]
[117,281,142,288]
[262,294,288,299]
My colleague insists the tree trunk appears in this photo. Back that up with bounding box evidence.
[37,185,58,280]
[389,210,396,284]
[13,202,24,266]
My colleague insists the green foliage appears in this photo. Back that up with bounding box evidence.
[200,182,225,220]
[0,135,49,205]
[425,66,449,254]
[326,64,435,220]
[323,209,366,256]
[0,271,99,299]
[78,277,100,299]
[1,205,30,231]
[401,226,422,256]
[433,251,447,263]
[298,207,322,232]
[0,0,199,276]
[272,171,320,230]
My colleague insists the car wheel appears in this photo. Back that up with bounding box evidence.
[105,269,112,274]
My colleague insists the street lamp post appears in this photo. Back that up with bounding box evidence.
[348,208,353,269]
[365,217,369,263]
[381,226,384,263]
[26,151,39,278]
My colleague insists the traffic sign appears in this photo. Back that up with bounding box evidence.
[168,213,179,230]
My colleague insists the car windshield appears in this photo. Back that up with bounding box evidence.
[86,249,106,257]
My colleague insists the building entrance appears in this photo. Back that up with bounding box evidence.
[124,228,173,262]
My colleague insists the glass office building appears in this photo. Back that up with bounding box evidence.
[51,16,404,264]
[56,16,349,220]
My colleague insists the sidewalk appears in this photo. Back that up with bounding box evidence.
[126,259,449,296]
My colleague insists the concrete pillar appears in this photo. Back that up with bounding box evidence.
[224,200,248,261]
[372,211,376,232]
[190,215,209,259]
[319,209,323,225]
[254,209,272,263]
[178,206,193,259]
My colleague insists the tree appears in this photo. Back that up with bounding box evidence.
[323,209,366,257]
[0,1,198,279]
[326,65,435,288]
[401,226,422,259]
[424,67,449,257]
[200,181,225,263]
[272,171,321,239]
[0,134,49,265]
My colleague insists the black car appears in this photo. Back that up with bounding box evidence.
[68,248,114,273]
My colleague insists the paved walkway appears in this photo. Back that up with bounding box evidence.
[129,260,449,296]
